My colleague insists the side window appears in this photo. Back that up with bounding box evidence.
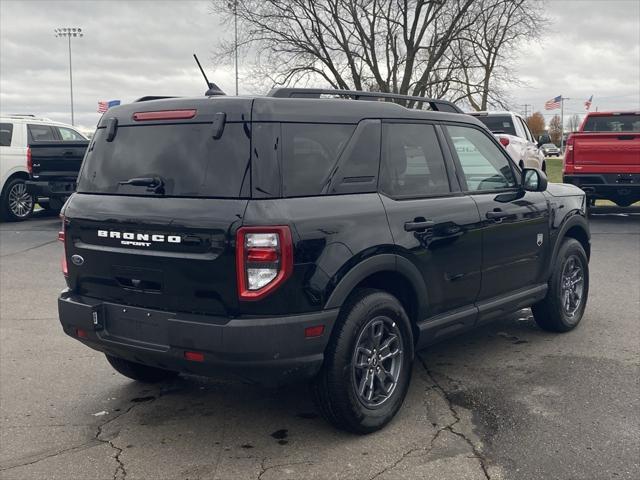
[380,123,450,198]
[0,123,13,147]
[446,125,517,192]
[281,123,354,197]
[27,124,56,142]
[517,117,534,142]
[57,127,86,141]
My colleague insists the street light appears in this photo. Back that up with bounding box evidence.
[54,27,84,125]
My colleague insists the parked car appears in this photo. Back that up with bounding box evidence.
[564,111,640,207]
[0,114,88,220]
[58,89,590,433]
[470,111,546,172]
[541,143,560,157]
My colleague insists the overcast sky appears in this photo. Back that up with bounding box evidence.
[1,0,639,131]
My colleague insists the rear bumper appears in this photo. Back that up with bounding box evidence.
[563,174,640,203]
[26,180,76,199]
[58,290,338,385]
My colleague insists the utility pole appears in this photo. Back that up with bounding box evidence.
[228,0,238,96]
[522,104,531,118]
[55,27,83,126]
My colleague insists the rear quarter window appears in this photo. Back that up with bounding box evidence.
[27,124,57,142]
[77,123,250,198]
[281,123,355,197]
[0,123,13,146]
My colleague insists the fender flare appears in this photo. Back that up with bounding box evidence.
[324,253,429,318]
[547,213,590,278]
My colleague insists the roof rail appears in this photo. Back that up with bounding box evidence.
[134,96,180,103]
[267,88,463,113]
[3,114,53,122]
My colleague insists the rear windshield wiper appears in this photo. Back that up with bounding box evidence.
[118,176,165,194]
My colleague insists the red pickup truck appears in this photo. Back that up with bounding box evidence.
[563,111,640,207]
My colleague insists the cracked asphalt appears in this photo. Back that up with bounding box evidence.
[1,207,639,480]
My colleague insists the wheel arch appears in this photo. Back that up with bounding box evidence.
[1,171,29,195]
[324,254,428,340]
[549,215,591,279]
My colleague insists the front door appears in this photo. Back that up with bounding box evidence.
[443,124,550,301]
[379,122,482,319]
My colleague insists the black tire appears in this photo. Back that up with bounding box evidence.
[541,161,547,173]
[532,238,589,332]
[312,289,414,434]
[105,354,179,383]
[1,177,34,221]
[39,197,65,213]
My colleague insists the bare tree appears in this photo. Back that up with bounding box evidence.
[212,0,544,106]
[526,111,545,138]
[549,114,562,145]
[455,0,547,110]
[566,114,581,132]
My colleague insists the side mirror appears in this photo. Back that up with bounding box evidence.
[522,168,548,192]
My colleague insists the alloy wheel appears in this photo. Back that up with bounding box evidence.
[560,254,584,319]
[351,315,404,408]
[8,182,33,218]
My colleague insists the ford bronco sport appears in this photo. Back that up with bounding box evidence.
[58,88,590,433]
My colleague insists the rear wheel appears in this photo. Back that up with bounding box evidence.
[312,289,414,434]
[105,354,178,383]
[1,178,34,221]
[532,238,589,332]
[614,198,634,208]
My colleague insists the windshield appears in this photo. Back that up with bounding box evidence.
[582,114,640,132]
[473,115,517,136]
[77,123,250,197]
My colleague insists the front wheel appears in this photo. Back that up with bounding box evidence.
[105,354,179,383]
[312,289,414,434]
[532,238,589,332]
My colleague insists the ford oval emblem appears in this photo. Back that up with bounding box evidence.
[71,254,84,266]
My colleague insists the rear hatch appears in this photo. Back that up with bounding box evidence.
[573,113,640,170]
[64,97,253,316]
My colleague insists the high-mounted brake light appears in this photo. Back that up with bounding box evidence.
[132,109,197,121]
[498,136,510,147]
[26,147,33,175]
[59,215,68,277]
[236,226,293,301]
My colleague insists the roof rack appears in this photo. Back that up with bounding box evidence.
[3,114,53,122]
[267,88,463,114]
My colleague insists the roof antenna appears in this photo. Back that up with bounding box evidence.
[193,54,225,96]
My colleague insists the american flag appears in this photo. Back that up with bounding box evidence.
[544,95,562,110]
[97,100,121,113]
[584,95,593,111]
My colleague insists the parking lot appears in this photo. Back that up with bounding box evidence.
[0,208,638,480]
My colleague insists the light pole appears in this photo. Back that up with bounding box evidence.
[54,27,83,125]
[227,1,238,95]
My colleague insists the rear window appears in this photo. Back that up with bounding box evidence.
[582,114,640,132]
[27,124,56,142]
[473,115,516,136]
[77,123,250,198]
[0,123,13,146]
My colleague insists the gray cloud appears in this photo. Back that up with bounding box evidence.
[1,0,639,131]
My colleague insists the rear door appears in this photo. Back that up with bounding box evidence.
[380,121,482,320]
[442,123,549,303]
[65,99,253,316]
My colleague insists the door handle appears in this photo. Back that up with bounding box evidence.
[404,219,435,232]
[486,210,510,221]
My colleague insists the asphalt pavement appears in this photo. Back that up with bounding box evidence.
[1,207,638,480]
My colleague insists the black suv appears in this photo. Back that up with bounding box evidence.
[58,88,590,433]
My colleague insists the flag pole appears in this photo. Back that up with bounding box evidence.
[560,96,564,151]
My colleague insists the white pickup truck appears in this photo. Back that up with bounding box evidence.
[470,111,546,173]
[1,115,87,221]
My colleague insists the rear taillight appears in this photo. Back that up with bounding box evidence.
[59,215,68,277]
[498,136,510,147]
[26,147,32,175]
[564,136,575,171]
[236,226,293,301]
